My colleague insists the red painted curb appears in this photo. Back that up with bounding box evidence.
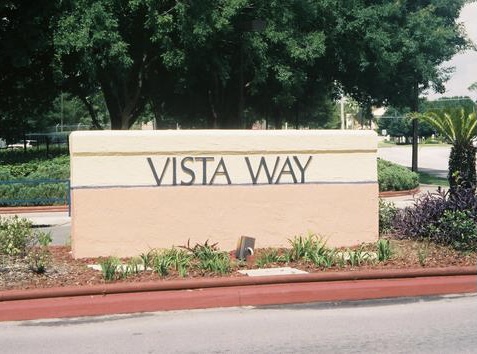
[379,187,420,198]
[1,266,476,302]
[0,275,475,321]
[0,205,68,214]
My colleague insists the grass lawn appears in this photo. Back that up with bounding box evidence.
[418,171,449,187]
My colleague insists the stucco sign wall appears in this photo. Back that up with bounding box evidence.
[70,130,378,258]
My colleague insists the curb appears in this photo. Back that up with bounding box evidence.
[1,267,476,321]
[1,266,476,302]
[379,187,420,198]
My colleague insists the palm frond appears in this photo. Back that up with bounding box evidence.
[420,108,477,146]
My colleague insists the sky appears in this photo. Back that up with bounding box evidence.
[425,2,477,101]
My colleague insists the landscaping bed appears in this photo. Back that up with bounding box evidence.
[1,239,475,292]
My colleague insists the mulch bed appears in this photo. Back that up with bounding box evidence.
[1,239,476,291]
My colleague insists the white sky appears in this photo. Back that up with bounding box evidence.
[425,2,477,101]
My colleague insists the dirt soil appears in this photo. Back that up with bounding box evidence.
[1,239,476,291]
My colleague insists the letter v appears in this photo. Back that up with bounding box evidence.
[147,157,170,186]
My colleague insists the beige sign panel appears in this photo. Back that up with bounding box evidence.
[70,130,378,258]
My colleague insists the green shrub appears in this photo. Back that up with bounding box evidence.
[394,187,477,251]
[378,159,419,192]
[0,155,70,206]
[379,199,397,235]
[427,210,477,251]
[0,216,35,256]
[27,247,51,274]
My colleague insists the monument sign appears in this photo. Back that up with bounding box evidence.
[70,130,378,258]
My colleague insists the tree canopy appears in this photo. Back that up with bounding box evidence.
[0,0,471,132]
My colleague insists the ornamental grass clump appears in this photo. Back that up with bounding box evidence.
[288,234,336,268]
[376,239,392,262]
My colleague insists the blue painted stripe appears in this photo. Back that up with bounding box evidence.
[71,180,378,190]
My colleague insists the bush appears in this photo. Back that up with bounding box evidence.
[0,155,70,206]
[379,199,397,235]
[0,216,35,256]
[378,159,419,192]
[393,187,477,251]
[427,210,477,251]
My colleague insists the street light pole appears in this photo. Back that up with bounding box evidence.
[238,35,245,129]
[340,96,345,129]
[411,80,419,172]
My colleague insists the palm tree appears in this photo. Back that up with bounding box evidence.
[420,108,477,190]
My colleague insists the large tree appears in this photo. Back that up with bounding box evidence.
[0,1,59,141]
[327,0,468,109]
[1,0,472,131]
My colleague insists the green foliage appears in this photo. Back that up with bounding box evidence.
[149,248,191,277]
[0,216,35,256]
[379,199,397,235]
[2,0,467,130]
[418,172,449,187]
[255,249,282,268]
[198,251,231,275]
[420,109,477,147]
[287,234,336,268]
[182,240,231,274]
[0,216,53,273]
[180,239,219,261]
[378,159,419,192]
[139,250,155,271]
[338,248,375,267]
[100,256,121,281]
[394,187,477,252]
[27,247,51,274]
[123,257,143,277]
[376,239,392,262]
[448,145,477,190]
[0,1,60,141]
[153,254,171,277]
[419,109,477,189]
[0,155,70,206]
[427,210,477,251]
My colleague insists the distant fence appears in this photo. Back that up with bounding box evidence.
[0,179,70,212]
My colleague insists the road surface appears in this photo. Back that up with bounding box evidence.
[1,294,476,353]
[378,145,450,177]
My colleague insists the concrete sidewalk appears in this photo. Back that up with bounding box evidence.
[381,184,447,208]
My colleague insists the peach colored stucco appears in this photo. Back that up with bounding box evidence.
[70,130,378,258]
[71,183,378,258]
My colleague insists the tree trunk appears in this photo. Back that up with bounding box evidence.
[99,62,145,130]
[448,143,476,191]
[79,95,103,130]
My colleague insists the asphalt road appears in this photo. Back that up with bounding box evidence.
[1,294,476,354]
[378,145,450,177]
